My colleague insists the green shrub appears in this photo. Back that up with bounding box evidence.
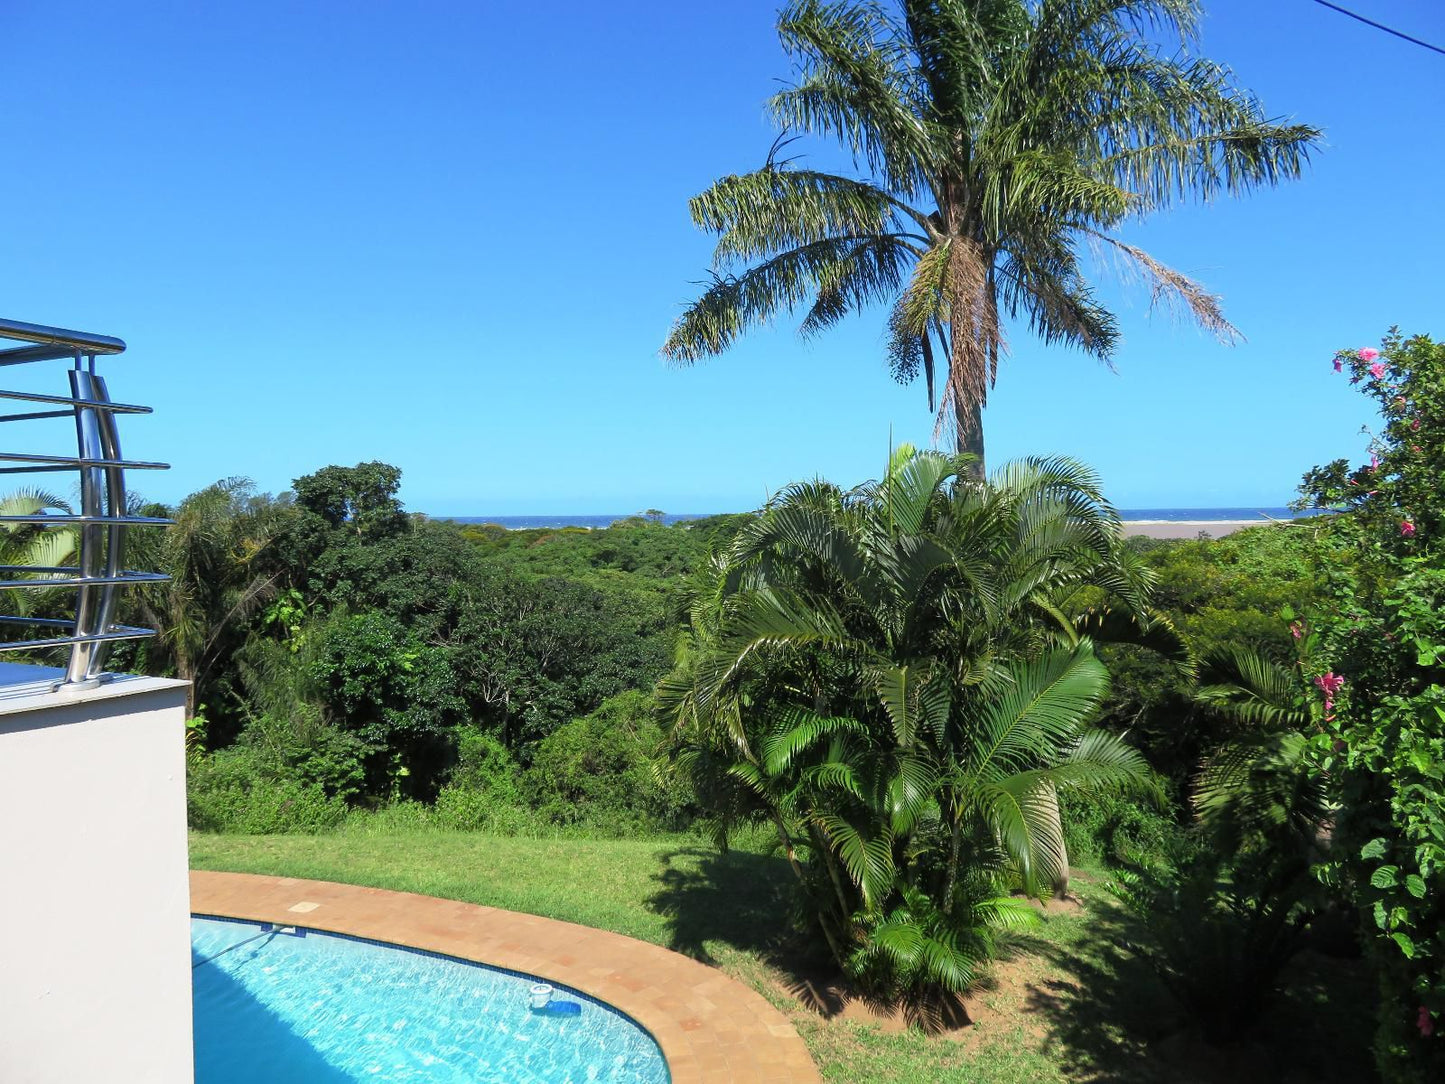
[1112,859,1312,1044]
[432,786,533,834]
[187,749,347,833]
[448,727,523,803]
[1060,787,1183,869]
[523,690,691,832]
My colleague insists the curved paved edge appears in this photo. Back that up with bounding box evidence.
[190,871,819,1084]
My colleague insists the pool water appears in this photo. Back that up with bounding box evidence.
[191,917,670,1083]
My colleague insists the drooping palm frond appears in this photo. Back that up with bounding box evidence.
[1195,647,1309,731]
[666,0,1320,468]
[1195,731,1329,848]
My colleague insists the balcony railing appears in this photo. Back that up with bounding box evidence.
[0,317,169,687]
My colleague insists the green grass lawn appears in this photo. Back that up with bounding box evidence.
[190,828,1377,1084]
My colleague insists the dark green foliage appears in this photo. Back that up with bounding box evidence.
[524,691,691,833]
[308,611,463,800]
[186,747,348,833]
[448,727,523,802]
[1095,523,1332,789]
[1113,857,1313,1045]
[169,461,712,830]
[1059,788,1183,869]
[292,461,408,539]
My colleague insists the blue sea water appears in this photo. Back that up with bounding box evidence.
[439,508,1303,530]
[191,917,670,1084]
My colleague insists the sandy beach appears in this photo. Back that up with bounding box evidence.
[1120,519,1291,540]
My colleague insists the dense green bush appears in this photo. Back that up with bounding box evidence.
[186,749,348,833]
[523,691,689,833]
[1059,788,1183,869]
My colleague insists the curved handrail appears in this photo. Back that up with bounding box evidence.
[0,317,169,687]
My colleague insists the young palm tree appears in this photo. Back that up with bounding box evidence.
[660,447,1158,993]
[662,0,1319,470]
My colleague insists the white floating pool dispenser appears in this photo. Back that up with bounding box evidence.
[529,983,553,1010]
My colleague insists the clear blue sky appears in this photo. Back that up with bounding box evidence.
[0,1,1439,514]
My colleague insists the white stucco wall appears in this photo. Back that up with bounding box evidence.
[0,671,193,1084]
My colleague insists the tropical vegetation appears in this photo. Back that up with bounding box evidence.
[663,0,1319,467]
[660,447,1159,995]
[7,324,1439,1081]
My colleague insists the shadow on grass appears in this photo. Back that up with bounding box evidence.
[644,845,975,1034]
[1009,893,1379,1084]
[644,846,796,963]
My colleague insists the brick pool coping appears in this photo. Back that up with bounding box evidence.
[190,871,820,1083]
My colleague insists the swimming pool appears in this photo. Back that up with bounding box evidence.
[191,916,670,1083]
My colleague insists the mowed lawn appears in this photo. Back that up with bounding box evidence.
[190,829,1378,1084]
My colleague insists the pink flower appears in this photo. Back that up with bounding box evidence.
[1401,520,1416,537]
[1411,418,1421,431]
[1360,348,1380,362]
[1333,356,1343,372]
[1314,672,1344,717]
[1370,361,1387,379]
[1370,453,1379,470]
[1290,621,1304,640]
[1419,1006,1434,1038]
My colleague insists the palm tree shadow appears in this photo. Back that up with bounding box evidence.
[644,846,797,964]
[644,846,976,1035]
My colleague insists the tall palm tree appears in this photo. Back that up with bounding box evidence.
[662,0,1319,471]
[126,479,286,719]
[660,447,1158,992]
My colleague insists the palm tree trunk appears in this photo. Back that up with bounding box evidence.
[774,812,850,971]
[955,398,985,478]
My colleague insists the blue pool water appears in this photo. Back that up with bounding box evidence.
[191,917,670,1083]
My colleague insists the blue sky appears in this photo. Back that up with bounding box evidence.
[0,1,1439,514]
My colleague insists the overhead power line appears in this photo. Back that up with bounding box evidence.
[1310,0,1445,57]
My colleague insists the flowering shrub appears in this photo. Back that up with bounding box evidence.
[1297,330,1445,1083]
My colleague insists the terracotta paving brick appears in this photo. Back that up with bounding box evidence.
[191,870,819,1083]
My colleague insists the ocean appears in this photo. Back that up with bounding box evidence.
[440,508,1304,530]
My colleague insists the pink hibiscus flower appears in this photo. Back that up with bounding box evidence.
[1401,520,1416,538]
[1360,347,1380,362]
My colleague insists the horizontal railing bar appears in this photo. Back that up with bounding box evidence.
[0,615,74,628]
[0,452,168,468]
[0,317,126,355]
[0,573,169,589]
[0,409,76,422]
[0,628,158,652]
[0,389,151,413]
[0,345,90,365]
[0,514,173,526]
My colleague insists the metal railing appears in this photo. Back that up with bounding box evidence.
[0,317,170,688]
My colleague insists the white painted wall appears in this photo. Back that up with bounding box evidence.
[0,673,193,1084]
